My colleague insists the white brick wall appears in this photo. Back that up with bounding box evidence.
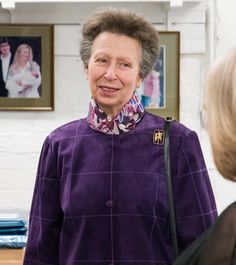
[0,1,235,216]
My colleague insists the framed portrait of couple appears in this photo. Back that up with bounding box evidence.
[136,31,180,120]
[0,24,54,110]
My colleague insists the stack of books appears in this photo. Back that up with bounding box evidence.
[0,214,27,249]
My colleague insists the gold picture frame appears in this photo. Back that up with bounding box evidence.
[137,31,180,120]
[0,24,54,110]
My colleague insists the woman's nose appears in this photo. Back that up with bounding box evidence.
[104,65,117,81]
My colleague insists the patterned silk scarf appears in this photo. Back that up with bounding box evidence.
[87,93,144,135]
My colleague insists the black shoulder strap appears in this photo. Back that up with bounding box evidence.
[164,117,179,259]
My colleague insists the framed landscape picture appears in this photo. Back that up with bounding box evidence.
[0,24,54,110]
[136,31,180,120]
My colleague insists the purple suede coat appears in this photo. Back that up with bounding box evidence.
[23,112,217,265]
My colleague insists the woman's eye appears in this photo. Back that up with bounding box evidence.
[96,58,107,64]
[119,62,131,68]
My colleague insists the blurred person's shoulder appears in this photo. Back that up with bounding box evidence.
[218,201,236,227]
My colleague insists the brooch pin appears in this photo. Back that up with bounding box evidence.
[153,129,164,145]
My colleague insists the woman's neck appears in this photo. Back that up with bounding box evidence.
[98,103,128,119]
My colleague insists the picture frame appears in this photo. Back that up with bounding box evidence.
[137,31,180,120]
[0,24,54,110]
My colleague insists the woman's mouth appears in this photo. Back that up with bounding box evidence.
[100,86,118,92]
[99,86,119,95]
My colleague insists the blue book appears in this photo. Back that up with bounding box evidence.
[0,227,27,235]
[0,220,26,228]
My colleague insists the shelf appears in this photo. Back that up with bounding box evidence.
[0,249,24,265]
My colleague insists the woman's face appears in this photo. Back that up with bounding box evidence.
[87,32,142,117]
[19,47,30,63]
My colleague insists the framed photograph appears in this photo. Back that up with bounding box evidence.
[0,24,54,110]
[136,31,180,120]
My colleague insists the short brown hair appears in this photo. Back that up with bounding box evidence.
[80,7,159,79]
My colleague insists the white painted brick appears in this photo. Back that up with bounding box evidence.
[30,119,72,133]
[210,171,236,214]
[172,1,207,11]
[0,113,36,128]
[0,153,39,170]
[140,10,166,24]
[168,10,206,23]
[54,25,81,56]
[0,191,33,210]
[203,150,216,170]
[180,57,202,113]
[180,56,202,93]
[179,112,201,135]
[169,24,206,54]
[173,24,205,40]
[155,24,168,32]
[0,10,10,22]
[9,2,166,24]
[0,133,43,154]
[181,39,205,54]
[181,92,200,113]
[199,127,212,152]
[54,56,90,118]
[0,169,36,190]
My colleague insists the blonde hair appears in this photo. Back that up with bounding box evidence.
[205,47,236,181]
[9,44,33,75]
[13,44,33,64]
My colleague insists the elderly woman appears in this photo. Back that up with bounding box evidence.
[6,43,41,98]
[23,8,217,265]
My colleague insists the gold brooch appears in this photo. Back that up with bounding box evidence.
[153,129,164,145]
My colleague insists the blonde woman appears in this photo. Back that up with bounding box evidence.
[196,47,236,265]
[6,43,41,98]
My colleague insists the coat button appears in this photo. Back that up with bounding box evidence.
[106,200,114,208]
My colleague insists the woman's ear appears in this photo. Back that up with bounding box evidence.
[136,78,142,88]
